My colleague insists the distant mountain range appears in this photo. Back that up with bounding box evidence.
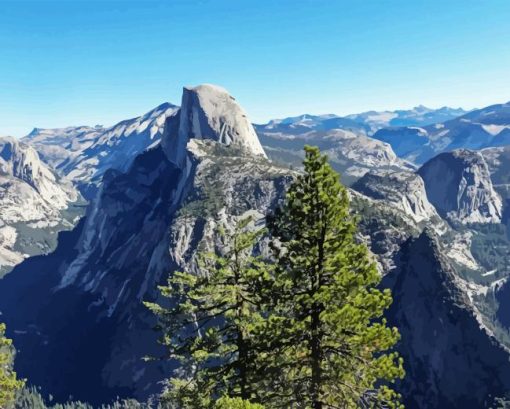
[23,103,179,199]
[257,105,468,135]
[255,106,469,178]
[372,102,510,163]
[346,105,469,132]
[14,104,470,198]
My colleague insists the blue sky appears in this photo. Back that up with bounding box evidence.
[1,0,510,137]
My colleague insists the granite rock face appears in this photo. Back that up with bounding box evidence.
[163,84,267,167]
[352,171,442,225]
[384,232,510,408]
[418,149,502,224]
[0,136,79,274]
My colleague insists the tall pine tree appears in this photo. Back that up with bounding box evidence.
[262,146,404,409]
[0,323,24,407]
[145,217,272,408]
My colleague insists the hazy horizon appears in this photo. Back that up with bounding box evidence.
[1,0,509,137]
[5,96,483,139]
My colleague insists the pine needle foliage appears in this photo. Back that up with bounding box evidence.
[261,146,404,409]
[0,323,24,408]
[145,218,273,408]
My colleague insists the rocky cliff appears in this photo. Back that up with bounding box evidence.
[418,149,502,224]
[384,232,510,408]
[0,136,80,275]
[352,171,443,225]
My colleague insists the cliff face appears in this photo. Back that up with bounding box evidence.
[418,149,502,224]
[352,171,443,225]
[0,136,79,275]
[384,232,510,408]
[163,84,267,167]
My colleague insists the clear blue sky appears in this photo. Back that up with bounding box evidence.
[1,0,510,137]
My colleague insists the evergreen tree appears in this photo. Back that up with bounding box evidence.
[145,218,272,408]
[262,146,404,409]
[0,323,24,408]
[213,396,264,409]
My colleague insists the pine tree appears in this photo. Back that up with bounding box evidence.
[262,146,404,409]
[0,323,24,408]
[213,396,264,409]
[145,218,273,408]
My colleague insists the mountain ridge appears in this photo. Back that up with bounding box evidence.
[373,101,510,164]
[0,136,80,275]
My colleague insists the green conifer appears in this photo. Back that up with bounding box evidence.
[261,146,404,409]
[0,323,24,408]
[145,218,272,408]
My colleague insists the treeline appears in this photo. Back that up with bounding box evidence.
[14,386,153,409]
[1,147,404,409]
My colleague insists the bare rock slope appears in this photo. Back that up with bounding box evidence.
[0,136,79,274]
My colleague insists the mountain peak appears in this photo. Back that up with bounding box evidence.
[418,149,502,224]
[163,84,267,166]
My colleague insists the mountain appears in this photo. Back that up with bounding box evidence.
[373,101,510,163]
[0,136,81,275]
[257,106,467,136]
[24,103,460,194]
[351,171,444,226]
[418,149,503,224]
[256,114,370,135]
[162,84,267,166]
[0,85,288,404]
[257,127,415,185]
[346,105,468,132]
[23,103,180,199]
[254,105,467,184]
[0,86,509,408]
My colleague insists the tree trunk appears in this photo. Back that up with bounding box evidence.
[238,330,249,400]
[310,305,323,409]
[310,216,327,408]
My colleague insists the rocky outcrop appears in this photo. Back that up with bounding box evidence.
[0,136,79,275]
[384,232,510,408]
[352,171,443,225]
[481,145,510,217]
[162,84,267,167]
[418,149,502,224]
